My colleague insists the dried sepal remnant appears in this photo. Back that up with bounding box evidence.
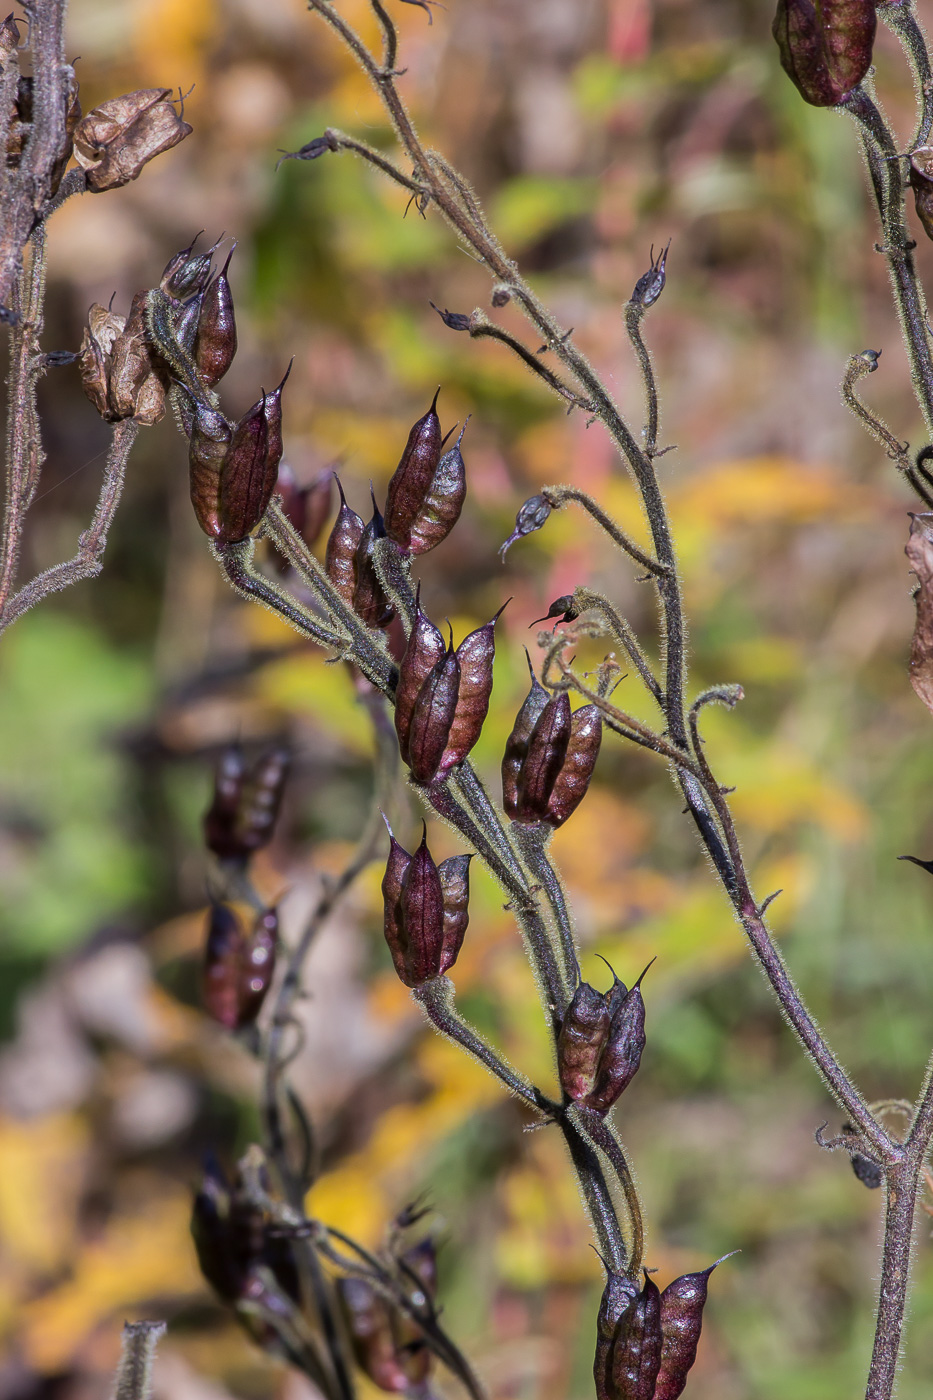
[396,603,504,784]
[558,962,649,1113]
[73,88,192,191]
[381,822,471,987]
[204,745,290,861]
[203,904,278,1030]
[771,0,876,107]
[906,513,933,715]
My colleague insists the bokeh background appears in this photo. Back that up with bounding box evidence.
[3,0,933,1396]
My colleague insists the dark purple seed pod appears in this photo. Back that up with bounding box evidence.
[337,1277,411,1393]
[594,1272,641,1400]
[399,827,446,987]
[382,825,413,983]
[630,241,670,309]
[407,637,461,785]
[502,652,550,820]
[325,479,365,604]
[546,703,602,828]
[400,1237,438,1300]
[237,747,290,854]
[189,403,232,539]
[236,907,277,1026]
[500,493,552,559]
[772,0,876,107]
[408,419,468,556]
[516,691,572,822]
[203,745,248,858]
[217,364,289,544]
[352,494,396,628]
[558,981,612,1103]
[437,854,472,974]
[655,1256,733,1400]
[203,903,247,1030]
[161,234,220,303]
[586,963,650,1114]
[395,588,447,765]
[173,291,204,356]
[195,244,238,387]
[609,1272,663,1400]
[191,1161,243,1302]
[434,602,506,782]
[910,148,933,243]
[384,389,442,549]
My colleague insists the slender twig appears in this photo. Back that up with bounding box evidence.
[540,486,668,578]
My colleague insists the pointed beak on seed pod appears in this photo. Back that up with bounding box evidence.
[384,389,442,549]
[203,903,278,1029]
[557,960,651,1113]
[504,680,602,827]
[653,1255,736,1400]
[395,600,506,784]
[160,233,222,302]
[381,820,472,987]
[771,0,876,108]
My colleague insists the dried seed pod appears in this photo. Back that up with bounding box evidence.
[237,747,290,856]
[433,604,504,781]
[203,903,278,1030]
[630,241,670,309]
[337,1277,412,1393]
[655,1257,732,1400]
[407,419,468,556]
[399,1237,438,1299]
[502,652,550,820]
[517,691,572,822]
[78,306,124,419]
[352,494,396,627]
[189,402,232,539]
[384,390,442,548]
[195,245,238,387]
[546,703,602,827]
[217,366,289,544]
[910,149,933,242]
[407,636,461,786]
[500,493,552,559]
[772,0,876,108]
[325,480,365,605]
[0,13,20,64]
[381,822,470,986]
[587,965,650,1114]
[396,588,447,764]
[108,289,168,424]
[557,981,612,1103]
[529,594,579,628]
[594,1272,641,1400]
[73,87,192,192]
[203,745,248,858]
[237,908,278,1026]
[599,1272,663,1400]
[192,1158,300,1309]
[160,235,219,303]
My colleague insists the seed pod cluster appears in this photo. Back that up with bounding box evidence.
[595,1257,731,1400]
[191,1156,300,1309]
[382,822,472,987]
[771,0,876,108]
[204,745,290,862]
[383,392,467,555]
[558,963,650,1113]
[395,595,504,784]
[203,903,278,1030]
[503,678,602,827]
[337,1239,437,1394]
[73,87,192,191]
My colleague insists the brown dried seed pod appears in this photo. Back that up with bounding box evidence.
[586,964,650,1114]
[516,691,572,822]
[74,87,192,192]
[608,1272,663,1400]
[407,638,461,785]
[236,747,290,854]
[437,853,472,974]
[195,245,238,387]
[352,494,396,628]
[325,480,365,605]
[557,981,612,1103]
[0,14,20,64]
[654,1258,731,1400]
[108,290,168,424]
[546,703,602,828]
[384,389,442,549]
[500,493,552,559]
[189,403,232,539]
[502,651,550,820]
[408,419,468,556]
[217,365,289,544]
[399,827,446,986]
[160,235,220,302]
[203,745,248,858]
[395,588,446,764]
[434,603,505,781]
[594,1272,641,1400]
[382,823,413,984]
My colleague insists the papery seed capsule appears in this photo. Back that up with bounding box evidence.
[160,234,219,303]
[78,321,114,420]
[910,149,933,242]
[396,589,446,764]
[217,365,289,544]
[399,827,446,986]
[630,242,670,309]
[408,419,468,556]
[189,402,232,539]
[587,965,649,1115]
[108,289,168,424]
[437,854,472,974]
[237,747,290,854]
[502,652,550,820]
[407,637,461,786]
[517,691,572,822]
[382,825,413,983]
[204,746,248,858]
[0,14,20,64]
[654,1257,732,1400]
[608,1272,663,1400]
[384,390,442,548]
[352,494,396,628]
[338,1278,411,1393]
[73,87,192,192]
[500,493,552,559]
[325,480,365,605]
[530,594,579,628]
[594,1272,641,1400]
[546,703,602,828]
[771,0,876,108]
[558,981,612,1103]
[195,244,238,387]
[434,604,505,781]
